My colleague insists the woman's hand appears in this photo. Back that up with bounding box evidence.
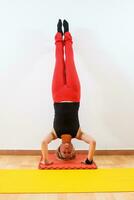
[40,160,53,165]
[39,160,53,169]
[81,158,93,165]
[44,160,53,165]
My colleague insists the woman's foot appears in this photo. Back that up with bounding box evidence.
[57,19,63,35]
[63,19,69,34]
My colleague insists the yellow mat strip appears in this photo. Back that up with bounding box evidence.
[0,168,134,193]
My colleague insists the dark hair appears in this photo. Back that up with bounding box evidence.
[56,145,76,160]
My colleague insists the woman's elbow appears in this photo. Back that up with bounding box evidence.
[90,140,96,146]
[41,139,48,146]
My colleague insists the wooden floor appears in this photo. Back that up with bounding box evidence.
[0,155,134,200]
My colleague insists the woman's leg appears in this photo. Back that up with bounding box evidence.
[64,32,81,101]
[52,20,81,102]
[52,32,65,101]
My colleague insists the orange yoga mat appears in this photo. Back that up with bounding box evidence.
[38,152,97,169]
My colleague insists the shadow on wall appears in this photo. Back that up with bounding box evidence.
[74,28,134,147]
[8,30,52,83]
[0,30,54,147]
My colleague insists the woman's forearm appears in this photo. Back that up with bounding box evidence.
[40,132,55,164]
[87,142,96,161]
[41,142,49,163]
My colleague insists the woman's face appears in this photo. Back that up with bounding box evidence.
[60,142,75,160]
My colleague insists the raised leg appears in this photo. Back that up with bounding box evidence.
[64,32,81,98]
[52,32,65,101]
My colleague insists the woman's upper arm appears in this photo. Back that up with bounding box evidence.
[77,131,95,144]
[42,130,57,144]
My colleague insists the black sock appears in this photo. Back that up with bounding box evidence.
[63,19,69,33]
[57,19,63,35]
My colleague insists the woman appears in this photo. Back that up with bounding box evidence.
[40,19,96,167]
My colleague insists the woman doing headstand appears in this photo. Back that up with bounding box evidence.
[40,19,96,167]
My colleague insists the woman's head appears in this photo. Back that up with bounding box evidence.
[56,142,76,160]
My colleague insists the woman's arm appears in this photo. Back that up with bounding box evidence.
[76,130,96,163]
[41,131,57,164]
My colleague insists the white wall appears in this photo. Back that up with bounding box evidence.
[0,0,134,150]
